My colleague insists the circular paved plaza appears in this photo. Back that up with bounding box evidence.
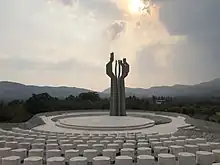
[32,111,188,134]
[57,115,155,131]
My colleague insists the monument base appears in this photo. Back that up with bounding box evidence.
[56,115,155,131]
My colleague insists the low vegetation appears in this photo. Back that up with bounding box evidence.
[1,92,220,123]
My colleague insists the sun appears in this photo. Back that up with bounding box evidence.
[128,0,145,14]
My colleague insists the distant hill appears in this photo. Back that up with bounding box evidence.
[0,81,93,101]
[102,78,220,97]
[1,78,220,101]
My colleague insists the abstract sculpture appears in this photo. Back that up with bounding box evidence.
[106,52,130,116]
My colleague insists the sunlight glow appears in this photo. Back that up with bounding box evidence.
[128,0,145,14]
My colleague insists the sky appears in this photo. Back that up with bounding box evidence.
[0,0,220,91]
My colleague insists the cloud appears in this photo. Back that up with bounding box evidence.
[0,54,105,90]
[57,0,76,6]
[157,0,220,84]
[49,0,123,20]
[0,56,42,71]
[0,0,219,91]
[106,20,127,40]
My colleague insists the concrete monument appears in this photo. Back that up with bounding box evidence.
[106,52,130,116]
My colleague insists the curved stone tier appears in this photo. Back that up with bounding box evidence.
[56,115,155,131]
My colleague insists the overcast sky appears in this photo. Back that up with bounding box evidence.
[0,0,219,91]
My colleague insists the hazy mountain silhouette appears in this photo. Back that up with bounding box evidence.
[1,78,220,101]
[102,78,220,97]
[0,81,92,101]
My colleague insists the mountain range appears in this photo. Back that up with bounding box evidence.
[0,81,91,101]
[1,78,220,101]
[103,78,220,97]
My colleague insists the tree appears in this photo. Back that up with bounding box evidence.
[25,93,56,114]
[65,95,76,101]
[77,92,100,101]
[8,100,22,106]
[152,95,157,104]
[0,101,3,109]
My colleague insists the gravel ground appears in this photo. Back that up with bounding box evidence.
[157,112,220,142]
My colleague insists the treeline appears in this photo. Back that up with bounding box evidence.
[0,92,149,122]
[1,92,220,123]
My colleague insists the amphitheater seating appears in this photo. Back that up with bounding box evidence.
[0,127,219,164]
